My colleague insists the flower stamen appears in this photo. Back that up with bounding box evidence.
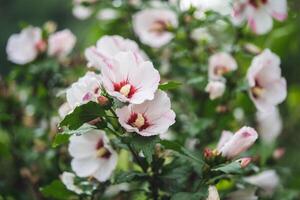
[128,113,150,131]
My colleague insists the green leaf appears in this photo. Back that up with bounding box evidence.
[40,180,74,200]
[60,102,105,130]
[52,124,96,148]
[160,140,204,165]
[171,192,206,200]
[212,161,241,174]
[159,81,182,91]
[124,135,160,164]
[52,134,70,148]
[114,171,147,184]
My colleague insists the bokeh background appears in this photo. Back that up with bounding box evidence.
[0,0,300,197]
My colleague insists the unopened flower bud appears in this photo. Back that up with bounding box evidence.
[97,95,109,106]
[205,80,226,100]
[273,148,285,160]
[44,21,57,34]
[237,157,252,168]
[218,126,258,158]
[204,148,213,159]
[36,40,47,53]
[243,43,261,55]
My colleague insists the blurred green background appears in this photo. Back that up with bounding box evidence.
[0,0,300,193]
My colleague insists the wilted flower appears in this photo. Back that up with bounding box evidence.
[207,185,220,200]
[232,0,287,34]
[61,172,83,194]
[205,80,226,100]
[101,52,160,104]
[227,188,258,200]
[244,170,280,196]
[72,5,93,20]
[48,29,76,58]
[247,49,287,112]
[66,72,102,109]
[85,35,147,70]
[69,130,118,182]
[6,26,42,64]
[133,8,178,48]
[256,107,282,143]
[208,52,237,80]
[218,127,258,158]
[116,90,176,137]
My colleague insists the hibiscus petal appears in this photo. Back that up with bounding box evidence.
[248,8,273,35]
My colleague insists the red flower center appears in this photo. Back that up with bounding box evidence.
[149,20,169,34]
[127,113,150,131]
[95,138,111,159]
[214,65,230,76]
[249,0,268,8]
[114,81,136,98]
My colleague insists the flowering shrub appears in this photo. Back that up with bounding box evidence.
[1,0,299,200]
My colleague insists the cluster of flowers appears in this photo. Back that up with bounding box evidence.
[6,23,76,65]
[73,0,287,37]
[206,126,280,199]
[205,49,287,111]
[5,0,289,198]
[204,49,287,199]
[59,35,176,189]
[180,0,287,35]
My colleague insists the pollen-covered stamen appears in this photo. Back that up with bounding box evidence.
[95,138,111,159]
[251,80,264,98]
[114,81,137,98]
[128,113,150,131]
[120,84,131,97]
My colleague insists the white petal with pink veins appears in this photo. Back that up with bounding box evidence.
[6,26,42,64]
[133,8,178,48]
[68,131,100,159]
[247,49,287,112]
[116,90,176,137]
[267,0,287,21]
[141,111,176,137]
[71,157,101,177]
[261,78,287,105]
[208,52,237,80]
[102,51,159,104]
[66,72,102,109]
[69,130,118,182]
[85,35,146,70]
[93,150,118,182]
[48,29,76,58]
[248,8,273,35]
